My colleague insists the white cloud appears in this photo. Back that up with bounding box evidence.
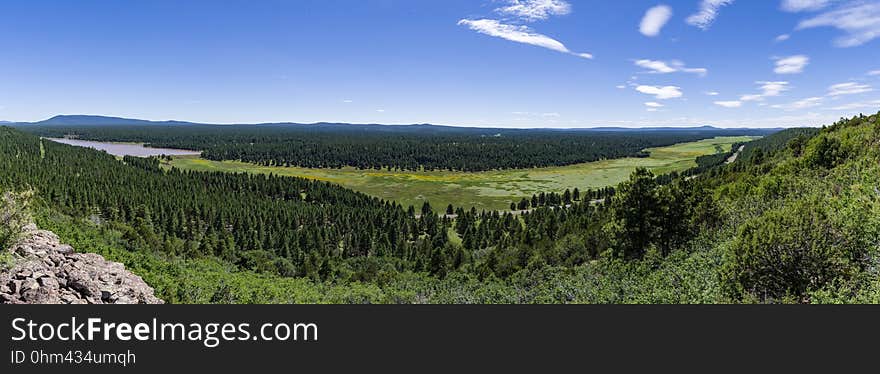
[342,99,353,103]
[635,59,676,73]
[542,112,561,117]
[634,59,707,76]
[758,81,791,96]
[775,34,791,42]
[774,55,809,74]
[705,91,720,96]
[827,99,880,110]
[640,5,673,37]
[645,102,664,112]
[715,100,742,108]
[616,85,627,89]
[376,109,386,113]
[868,70,880,76]
[495,0,572,22]
[684,67,708,76]
[687,0,735,30]
[739,81,790,102]
[828,82,873,96]
[458,19,592,59]
[797,2,880,47]
[636,85,683,99]
[781,0,832,12]
[772,97,823,110]
[740,94,765,102]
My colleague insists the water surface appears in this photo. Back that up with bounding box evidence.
[46,138,201,157]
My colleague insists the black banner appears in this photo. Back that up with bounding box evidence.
[1,305,876,373]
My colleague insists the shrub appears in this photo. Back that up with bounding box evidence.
[805,135,846,169]
[722,200,864,303]
[1,190,33,250]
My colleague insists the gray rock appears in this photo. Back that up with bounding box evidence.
[9,280,22,294]
[0,226,163,304]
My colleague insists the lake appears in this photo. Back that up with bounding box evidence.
[46,138,202,157]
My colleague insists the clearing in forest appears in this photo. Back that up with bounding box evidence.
[166,136,756,211]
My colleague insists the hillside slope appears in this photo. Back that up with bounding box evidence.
[703,113,880,302]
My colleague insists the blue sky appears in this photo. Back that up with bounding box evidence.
[1,0,879,128]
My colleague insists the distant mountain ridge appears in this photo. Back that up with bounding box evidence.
[10,115,784,133]
[25,115,199,127]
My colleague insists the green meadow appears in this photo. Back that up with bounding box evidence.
[166,136,755,211]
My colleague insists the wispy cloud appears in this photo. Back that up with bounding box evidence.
[758,81,791,96]
[828,82,873,96]
[636,85,683,99]
[705,91,720,96]
[342,99,353,103]
[495,0,571,22]
[715,100,742,108]
[645,101,664,112]
[458,19,592,59]
[739,94,764,101]
[774,55,809,74]
[772,97,823,110]
[827,99,880,110]
[740,81,790,102]
[869,70,880,76]
[640,5,673,37]
[781,0,833,12]
[775,34,791,42]
[512,111,562,117]
[376,109,386,113]
[636,59,675,73]
[634,59,708,76]
[797,2,880,47]
[687,0,735,30]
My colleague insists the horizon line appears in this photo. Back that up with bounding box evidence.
[2,113,803,130]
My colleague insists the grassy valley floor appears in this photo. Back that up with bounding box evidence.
[165,136,755,210]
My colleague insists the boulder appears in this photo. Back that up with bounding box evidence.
[1,226,163,304]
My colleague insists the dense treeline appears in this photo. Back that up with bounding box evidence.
[20,124,774,171]
[0,127,448,279]
[737,127,819,164]
[680,127,820,180]
[448,169,717,278]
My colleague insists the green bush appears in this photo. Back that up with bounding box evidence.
[1,190,33,250]
[0,251,13,270]
[805,135,846,169]
[722,200,863,303]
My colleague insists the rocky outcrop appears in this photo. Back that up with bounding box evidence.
[1,224,163,304]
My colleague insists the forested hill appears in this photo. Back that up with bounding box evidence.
[16,116,779,171]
